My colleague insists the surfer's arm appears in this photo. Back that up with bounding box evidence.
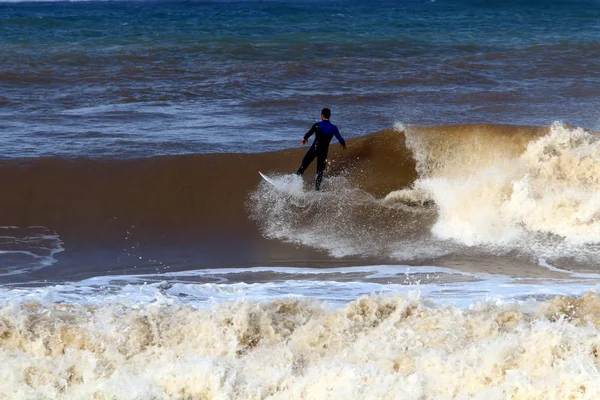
[303,123,320,141]
[334,128,347,149]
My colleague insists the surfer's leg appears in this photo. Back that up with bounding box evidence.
[315,149,328,191]
[296,144,317,176]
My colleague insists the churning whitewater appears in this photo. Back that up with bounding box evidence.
[4,293,600,399]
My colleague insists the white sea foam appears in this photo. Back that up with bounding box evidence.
[2,264,599,308]
[2,287,600,398]
[0,226,63,276]
[0,263,599,398]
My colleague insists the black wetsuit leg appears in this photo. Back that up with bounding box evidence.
[315,145,329,191]
[297,142,329,190]
[296,143,318,176]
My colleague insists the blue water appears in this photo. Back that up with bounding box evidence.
[2,0,600,158]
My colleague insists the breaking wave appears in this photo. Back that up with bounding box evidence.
[2,122,599,275]
[252,122,600,266]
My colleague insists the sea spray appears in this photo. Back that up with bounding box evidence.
[249,174,438,259]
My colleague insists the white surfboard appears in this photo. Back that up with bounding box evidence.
[258,172,323,208]
[259,171,277,186]
[259,171,305,196]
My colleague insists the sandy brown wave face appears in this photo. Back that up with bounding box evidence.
[3,293,600,399]
[0,128,417,278]
[5,123,598,279]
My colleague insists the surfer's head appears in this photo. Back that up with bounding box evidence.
[321,108,331,120]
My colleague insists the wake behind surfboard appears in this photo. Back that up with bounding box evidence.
[258,172,331,198]
[258,171,313,201]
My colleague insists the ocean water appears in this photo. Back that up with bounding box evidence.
[3,0,600,398]
[2,0,600,157]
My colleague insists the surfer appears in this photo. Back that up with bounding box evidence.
[296,108,347,190]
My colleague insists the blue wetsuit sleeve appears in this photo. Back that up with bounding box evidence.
[303,123,319,140]
[334,127,346,146]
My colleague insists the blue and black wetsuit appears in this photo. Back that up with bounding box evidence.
[296,120,346,190]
